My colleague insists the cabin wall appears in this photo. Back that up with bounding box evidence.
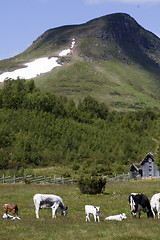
[131,170,139,179]
[142,157,160,178]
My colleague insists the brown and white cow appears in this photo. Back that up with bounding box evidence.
[3,204,20,220]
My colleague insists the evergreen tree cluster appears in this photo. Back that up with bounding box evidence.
[0,78,159,174]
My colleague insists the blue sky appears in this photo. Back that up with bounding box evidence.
[1,0,160,60]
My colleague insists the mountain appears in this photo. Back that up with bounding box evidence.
[1,13,160,111]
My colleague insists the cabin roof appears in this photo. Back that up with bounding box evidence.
[129,163,142,171]
[140,152,156,165]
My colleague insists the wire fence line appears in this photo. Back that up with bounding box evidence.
[0,172,139,185]
[0,174,77,184]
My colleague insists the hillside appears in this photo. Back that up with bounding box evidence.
[0,79,158,173]
[0,13,160,111]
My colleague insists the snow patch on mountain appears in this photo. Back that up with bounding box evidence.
[59,38,75,56]
[0,39,75,82]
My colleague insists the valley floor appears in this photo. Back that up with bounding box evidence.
[0,180,160,239]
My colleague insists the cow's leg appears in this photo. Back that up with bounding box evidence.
[35,206,40,218]
[152,209,155,219]
[97,215,100,222]
[3,208,8,218]
[12,209,16,217]
[138,211,141,218]
[133,204,138,218]
[51,202,59,218]
[131,211,136,218]
[52,207,56,218]
[93,213,97,222]
[158,202,160,219]
[86,213,90,222]
[153,211,156,219]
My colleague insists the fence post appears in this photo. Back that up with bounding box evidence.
[71,177,74,184]
[34,174,36,183]
[13,174,16,184]
[54,175,56,183]
[62,176,64,184]
[24,173,26,183]
[3,173,4,184]
[115,174,116,181]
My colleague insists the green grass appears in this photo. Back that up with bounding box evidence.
[0,180,160,240]
[34,59,160,111]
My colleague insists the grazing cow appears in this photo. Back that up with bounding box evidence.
[150,193,160,219]
[129,193,153,218]
[3,204,21,220]
[33,194,68,219]
[105,213,127,221]
[85,205,100,222]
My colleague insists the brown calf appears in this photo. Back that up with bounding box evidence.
[3,204,18,217]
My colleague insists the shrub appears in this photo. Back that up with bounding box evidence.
[62,171,71,178]
[78,176,106,194]
[72,164,80,171]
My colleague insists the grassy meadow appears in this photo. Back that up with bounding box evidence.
[0,180,160,240]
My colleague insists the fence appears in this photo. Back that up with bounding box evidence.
[0,174,77,184]
[106,173,132,182]
[0,172,138,184]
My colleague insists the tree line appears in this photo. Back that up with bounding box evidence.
[0,78,159,175]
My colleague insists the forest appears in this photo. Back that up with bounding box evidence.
[0,78,159,176]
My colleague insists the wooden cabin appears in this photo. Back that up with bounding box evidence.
[130,152,160,179]
[129,163,142,179]
[140,152,160,178]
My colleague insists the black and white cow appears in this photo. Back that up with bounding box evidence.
[129,193,153,218]
[33,194,68,218]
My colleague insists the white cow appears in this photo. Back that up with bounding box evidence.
[105,213,127,221]
[85,205,100,222]
[150,193,160,219]
[33,194,68,219]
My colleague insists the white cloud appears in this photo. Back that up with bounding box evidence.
[85,0,160,4]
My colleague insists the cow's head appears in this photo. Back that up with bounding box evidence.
[147,210,154,218]
[129,195,136,212]
[121,213,127,219]
[95,206,100,215]
[62,206,68,216]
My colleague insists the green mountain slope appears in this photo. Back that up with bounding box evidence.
[1,13,160,111]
